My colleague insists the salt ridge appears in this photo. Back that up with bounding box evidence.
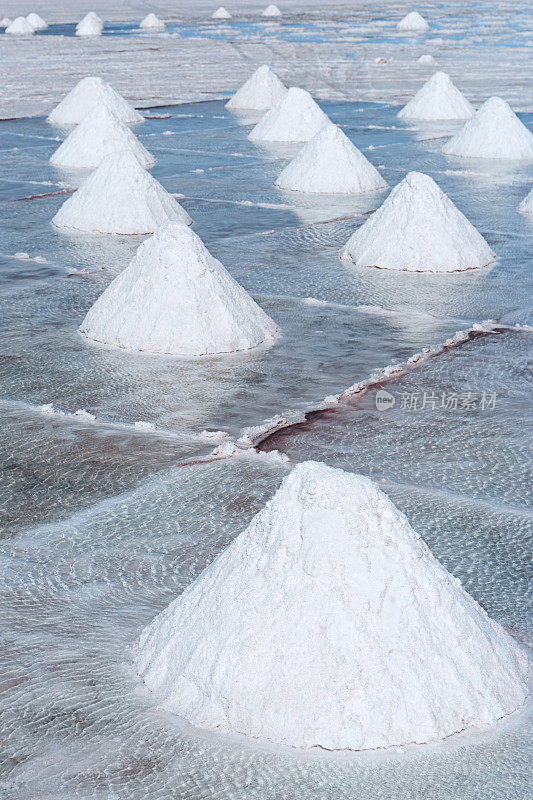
[226,65,287,111]
[398,72,474,121]
[249,86,330,142]
[48,76,144,127]
[442,96,533,159]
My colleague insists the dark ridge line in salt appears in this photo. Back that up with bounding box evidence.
[14,189,75,201]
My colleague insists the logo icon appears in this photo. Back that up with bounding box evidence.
[375,389,395,411]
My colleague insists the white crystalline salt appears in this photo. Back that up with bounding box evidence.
[226,65,287,111]
[518,187,533,215]
[0,17,11,27]
[262,4,282,16]
[48,76,144,127]
[140,14,165,31]
[26,13,47,30]
[134,461,528,751]
[212,7,231,19]
[418,54,436,64]
[275,124,387,194]
[249,86,330,142]
[75,12,103,37]
[79,222,279,357]
[340,171,495,272]
[52,150,191,235]
[5,16,35,34]
[50,105,154,170]
[442,96,533,160]
[397,11,429,31]
[398,72,474,120]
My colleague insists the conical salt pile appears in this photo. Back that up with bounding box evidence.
[79,222,278,356]
[26,13,48,29]
[341,172,495,272]
[249,87,330,142]
[140,13,165,30]
[0,18,11,28]
[134,461,527,751]
[518,188,533,215]
[398,72,474,121]
[48,76,144,126]
[5,16,35,34]
[442,97,533,160]
[262,4,282,16]
[397,11,429,31]
[417,54,436,64]
[52,150,191,235]
[50,105,154,170]
[76,12,103,37]
[226,65,286,111]
[212,7,231,19]
[275,124,387,194]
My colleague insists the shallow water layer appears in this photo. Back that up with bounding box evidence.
[0,90,532,798]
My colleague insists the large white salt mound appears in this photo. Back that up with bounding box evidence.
[135,461,528,751]
[26,13,47,30]
[398,72,474,121]
[0,18,11,28]
[48,76,144,127]
[397,11,429,31]
[79,222,278,356]
[262,4,282,16]
[518,187,533,215]
[50,105,154,170]
[341,171,495,272]
[442,97,533,160]
[76,12,103,37]
[212,7,231,19]
[226,65,286,111]
[52,150,191,235]
[249,87,330,142]
[275,124,387,194]
[140,13,165,30]
[5,16,35,34]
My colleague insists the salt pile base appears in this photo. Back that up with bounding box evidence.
[397,11,429,31]
[140,14,165,30]
[26,13,47,30]
[134,461,528,751]
[5,17,35,34]
[52,150,191,235]
[262,4,282,16]
[79,222,278,356]
[341,171,495,272]
[518,188,533,215]
[212,7,231,19]
[398,72,474,120]
[275,124,387,194]
[50,105,154,170]
[76,12,103,37]
[418,54,436,64]
[48,76,144,126]
[442,97,533,160]
[226,65,286,111]
[249,87,330,142]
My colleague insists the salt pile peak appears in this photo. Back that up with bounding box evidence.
[5,16,35,34]
[442,97,533,160]
[518,188,533,216]
[226,65,287,111]
[134,461,528,751]
[51,150,191,235]
[26,13,47,30]
[50,105,155,170]
[262,4,282,16]
[249,87,330,142]
[397,11,429,31]
[79,222,279,356]
[140,13,165,30]
[48,76,144,126]
[76,12,103,37]
[275,124,387,194]
[341,171,495,272]
[398,72,474,121]
[212,7,231,19]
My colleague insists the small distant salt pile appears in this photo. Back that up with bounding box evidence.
[5,16,35,34]
[26,13,48,29]
[76,12,103,37]
[341,172,495,272]
[52,150,191,235]
[249,87,330,142]
[0,18,11,28]
[262,4,282,16]
[79,222,278,356]
[140,13,165,30]
[518,188,533,215]
[397,11,429,31]
[50,105,155,170]
[398,72,474,121]
[442,97,533,160]
[135,461,528,750]
[275,124,387,194]
[418,54,436,64]
[48,77,144,126]
[226,65,286,111]
[212,7,231,19]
